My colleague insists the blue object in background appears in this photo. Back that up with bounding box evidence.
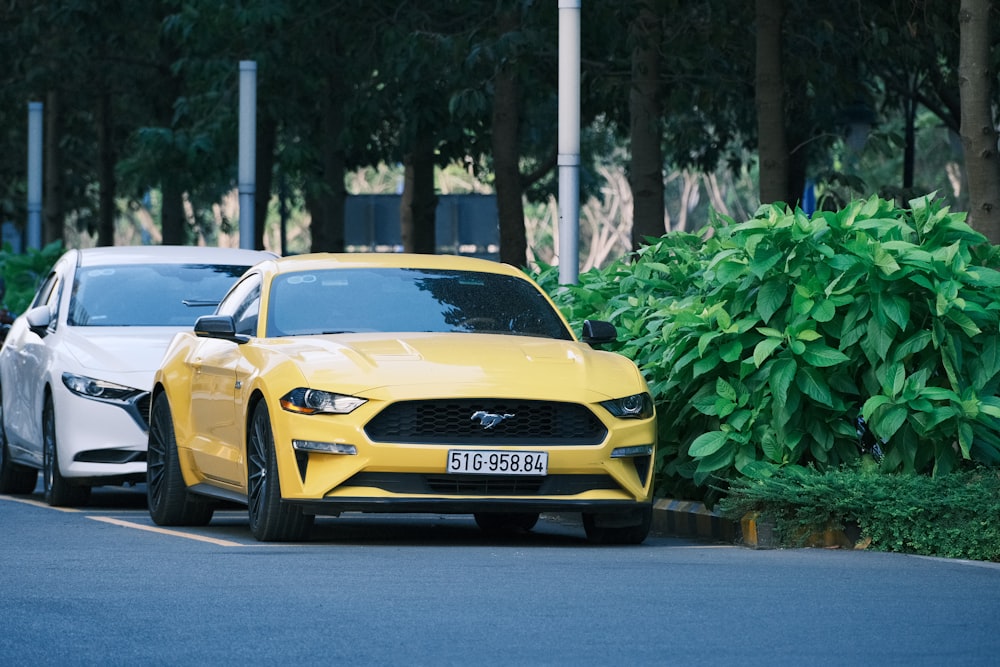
[802,179,816,216]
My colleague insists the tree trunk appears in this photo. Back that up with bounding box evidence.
[160,182,186,245]
[96,91,116,246]
[959,0,1000,244]
[309,77,346,252]
[755,0,789,205]
[43,90,63,246]
[400,134,437,254]
[629,2,665,249]
[492,10,528,267]
[254,116,277,252]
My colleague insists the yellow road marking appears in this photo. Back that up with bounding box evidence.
[0,494,81,512]
[88,516,245,547]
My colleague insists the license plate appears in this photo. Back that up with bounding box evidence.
[447,450,548,476]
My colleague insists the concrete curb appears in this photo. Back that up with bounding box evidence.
[651,497,740,543]
[651,501,864,550]
[553,499,863,549]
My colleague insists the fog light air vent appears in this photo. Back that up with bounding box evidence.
[292,440,357,455]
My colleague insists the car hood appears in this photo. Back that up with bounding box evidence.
[61,327,184,382]
[265,332,645,401]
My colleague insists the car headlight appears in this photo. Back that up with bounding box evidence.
[600,393,654,419]
[62,373,143,403]
[280,388,367,415]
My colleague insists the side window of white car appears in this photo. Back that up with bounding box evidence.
[31,272,62,332]
[32,272,58,310]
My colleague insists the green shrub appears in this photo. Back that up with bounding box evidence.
[0,241,63,315]
[537,194,1000,502]
[718,463,1000,562]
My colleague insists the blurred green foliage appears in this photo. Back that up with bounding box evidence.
[0,241,63,315]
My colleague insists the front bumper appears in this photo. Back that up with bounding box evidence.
[53,385,148,483]
[286,496,652,517]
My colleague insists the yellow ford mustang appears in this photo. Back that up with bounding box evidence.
[147,253,656,543]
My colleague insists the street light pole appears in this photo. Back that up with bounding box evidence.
[558,0,580,285]
[27,102,43,250]
[239,61,257,250]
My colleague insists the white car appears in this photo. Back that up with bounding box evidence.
[0,245,275,506]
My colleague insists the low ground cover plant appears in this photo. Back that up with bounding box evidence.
[717,462,1000,561]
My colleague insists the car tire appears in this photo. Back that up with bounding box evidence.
[582,505,652,545]
[147,394,214,527]
[474,512,540,534]
[42,396,90,507]
[0,396,39,494]
[247,401,313,542]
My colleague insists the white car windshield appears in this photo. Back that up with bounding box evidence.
[69,263,251,327]
[265,268,573,340]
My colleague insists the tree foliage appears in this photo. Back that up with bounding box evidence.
[1,1,999,255]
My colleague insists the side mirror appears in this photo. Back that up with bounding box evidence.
[581,319,617,345]
[194,315,248,344]
[25,305,53,337]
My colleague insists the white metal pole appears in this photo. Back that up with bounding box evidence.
[27,102,43,250]
[238,61,257,250]
[558,0,581,285]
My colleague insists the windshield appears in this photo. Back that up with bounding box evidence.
[69,264,251,327]
[265,268,573,340]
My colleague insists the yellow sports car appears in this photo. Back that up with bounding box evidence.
[147,253,656,543]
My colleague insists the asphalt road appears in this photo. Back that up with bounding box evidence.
[2,484,999,666]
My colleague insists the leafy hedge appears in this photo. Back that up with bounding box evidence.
[536,194,1000,502]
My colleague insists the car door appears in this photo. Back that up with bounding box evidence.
[2,263,67,465]
[187,274,261,488]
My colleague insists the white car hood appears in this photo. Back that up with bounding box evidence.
[60,326,183,380]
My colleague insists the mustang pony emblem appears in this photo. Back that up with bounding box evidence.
[471,410,515,429]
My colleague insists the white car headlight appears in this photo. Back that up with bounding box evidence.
[280,388,367,415]
[600,393,654,420]
[62,373,143,403]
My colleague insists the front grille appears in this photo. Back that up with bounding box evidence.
[364,399,607,446]
[426,475,544,495]
[342,472,620,496]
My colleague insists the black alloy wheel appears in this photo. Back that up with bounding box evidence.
[147,394,213,526]
[42,395,90,507]
[246,400,313,542]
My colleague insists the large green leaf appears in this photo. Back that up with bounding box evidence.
[870,404,908,441]
[801,343,850,367]
[688,430,731,458]
[796,367,833,406]
[769,357,797,407]
[753,337,783,368]
[756,280,787,324]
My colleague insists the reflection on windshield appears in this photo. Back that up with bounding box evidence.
[69,264,251,327]
[266,268,572,340]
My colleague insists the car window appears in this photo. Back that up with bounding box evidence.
[32,272,59,310]
[217,273,262,336]
[30,271,63,332]
[264,268,572,340]
[68,263,252,327]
